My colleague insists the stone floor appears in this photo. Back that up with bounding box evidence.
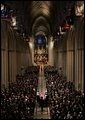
[37,66,47,98]
[34,106,51,119]
[34,67,51,119]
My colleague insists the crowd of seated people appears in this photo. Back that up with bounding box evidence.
[44,66,84,119]
[1,66,39,119]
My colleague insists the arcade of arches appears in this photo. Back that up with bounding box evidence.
[1,1,84,119]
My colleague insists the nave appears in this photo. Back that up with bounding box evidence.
[1,66,84,119]
[1,1,84,119]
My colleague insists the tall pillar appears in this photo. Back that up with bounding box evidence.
[1,20,9,89]
[29,37,34,65]
[74,17,84,91]
[8,27,17,84]
[66,28,74,82]
[48,36,54,66]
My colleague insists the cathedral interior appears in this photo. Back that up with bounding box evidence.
[1,1,84,119]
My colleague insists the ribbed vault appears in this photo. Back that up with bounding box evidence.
[32,16,51,36]
[30,1,52,37]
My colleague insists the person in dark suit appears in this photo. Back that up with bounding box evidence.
[40,97,44,113]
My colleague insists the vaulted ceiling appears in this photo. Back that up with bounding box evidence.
[5,1,75,37]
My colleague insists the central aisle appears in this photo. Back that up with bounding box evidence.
[33,65,50,119]
[37,66,47,98]
[34,102,50,119]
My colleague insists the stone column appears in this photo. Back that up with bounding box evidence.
[48,36,54,66]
